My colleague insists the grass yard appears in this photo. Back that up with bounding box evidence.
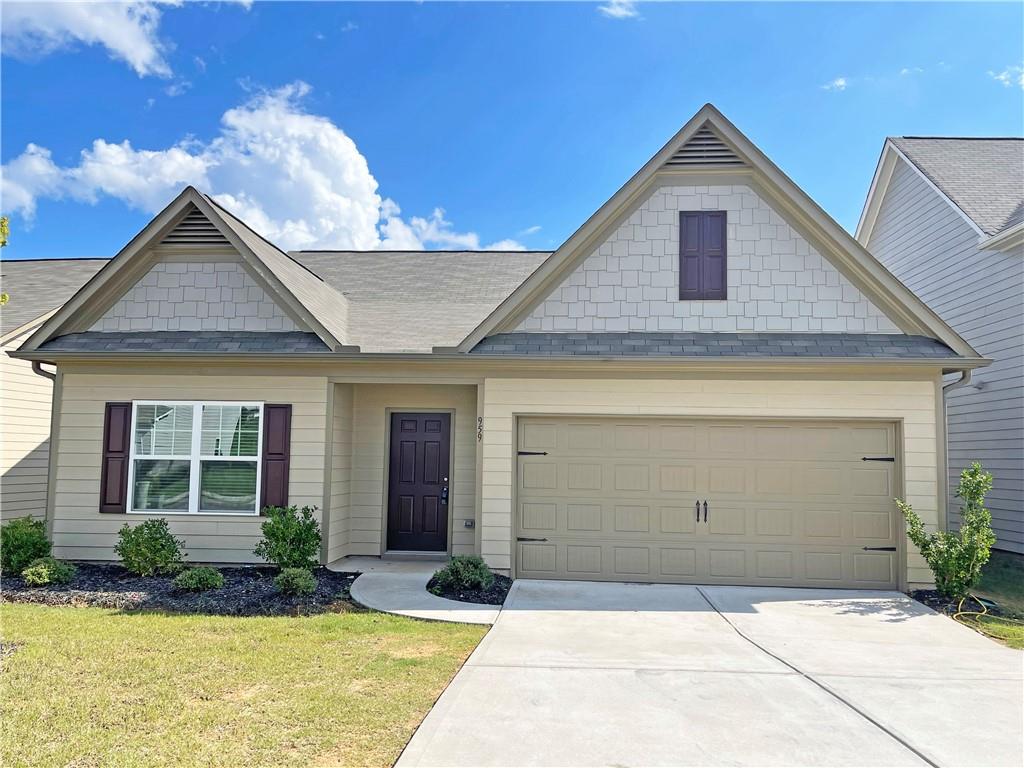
[0,603,486,767]
[968,549,1024,649]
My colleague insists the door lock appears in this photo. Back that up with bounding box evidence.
[440,476,449,506]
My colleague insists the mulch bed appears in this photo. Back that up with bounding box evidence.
[1,563,360,617]
[910,590,1002,617]
[427,574,513,605]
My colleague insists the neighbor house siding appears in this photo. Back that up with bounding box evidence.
[327,383,354,562]
[348,384,478,557]
[1,332,53,520]
[50,371,328,562]
[480,376,941,587]
[516,184,899,334]
[867,158,1024,553]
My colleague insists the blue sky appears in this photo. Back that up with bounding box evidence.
[2,1,1022,260]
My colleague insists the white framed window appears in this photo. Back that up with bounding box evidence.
[127,401,264,515]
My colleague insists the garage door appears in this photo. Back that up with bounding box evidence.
[515,418,899,589]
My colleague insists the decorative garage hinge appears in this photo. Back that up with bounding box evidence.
[517,450,548,456]
[861,456,895,462]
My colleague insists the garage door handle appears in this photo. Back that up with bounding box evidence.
[703,500,708,523]
[862,546,896,551]
[517,537,548,542]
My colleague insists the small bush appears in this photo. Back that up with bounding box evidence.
[1,517,51,575]
[115,519,185,576]
[173,566,224,592]
[432,555,495,591]
[274,567,317,596]
[254,506,321,570]
[898,462,997,599]
[21,556,76,587]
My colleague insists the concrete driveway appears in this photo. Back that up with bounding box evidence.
[398,580,1023,767]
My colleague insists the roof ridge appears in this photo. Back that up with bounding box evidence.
[894,135,1024,141]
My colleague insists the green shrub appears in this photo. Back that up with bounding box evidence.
[274,567,317,596]
[1,517,51,575]
[114,519,185,576]
[897,462,997,599]
[173,566,224,592]
[254,505,321,570]
[432,555,495,591]
[21,556,76,587]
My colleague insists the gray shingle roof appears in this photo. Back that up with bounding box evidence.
[290,251,550,352]
[39,331,329,353]
[471,332,956,358]
[890,137,1024,236]
[0,258,107,337]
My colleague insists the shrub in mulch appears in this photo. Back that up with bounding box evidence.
[1,562,359,617]
[428,573,513,605]
[911,590,1003,618]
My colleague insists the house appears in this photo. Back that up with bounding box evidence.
[857,137,1023,554]
[9,104,986,590]
[0,259,107,520]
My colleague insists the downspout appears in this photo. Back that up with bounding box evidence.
[31,361,56,381]
[939,369,973,531]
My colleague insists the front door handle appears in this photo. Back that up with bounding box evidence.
[703,500,708,523]
[440,476,449,506]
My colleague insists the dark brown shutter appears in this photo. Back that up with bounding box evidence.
[99,402,131,513]
[260,404,292,511]
[679,210,727,300]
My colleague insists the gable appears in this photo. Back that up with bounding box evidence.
[90,259,303,333]
[459,104,978,358]
[516,183,901,334]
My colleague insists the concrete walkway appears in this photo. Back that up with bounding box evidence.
[328,556,500,625]
[399,580,1024,767]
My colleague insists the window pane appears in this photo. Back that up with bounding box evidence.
[201,405,260,457]
[133,460,191,511]
[134,404,193,456]
[200,461,257,513]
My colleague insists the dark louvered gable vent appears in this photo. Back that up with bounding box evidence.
[160,206,231,247]
[665,126,745,168]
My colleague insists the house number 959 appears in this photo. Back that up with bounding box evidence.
[477,417,483,442]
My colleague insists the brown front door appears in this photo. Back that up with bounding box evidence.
[387,412,451,552]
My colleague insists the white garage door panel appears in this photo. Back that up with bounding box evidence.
[516,418,899,588]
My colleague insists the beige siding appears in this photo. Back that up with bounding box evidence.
[348,384,478,556]
[52,372,328,563]
[326,383,354,561]
[481,376,940,587]
[1,335,53,520]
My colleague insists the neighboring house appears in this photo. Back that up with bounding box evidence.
[857,137,1023,554]
[0,259,107,520]
[9,105,986,590]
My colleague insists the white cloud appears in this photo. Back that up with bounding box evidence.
[821,77,848,92]
[164,79,191,97]
[598,0,639,20]
[1,81,523,252]
[340,21,358,32]
[1,1,178,77]
[518,225,542,236]
[988,64,1024,89]
[899,67,924,76]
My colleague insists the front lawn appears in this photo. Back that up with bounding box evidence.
[0,603,485,767]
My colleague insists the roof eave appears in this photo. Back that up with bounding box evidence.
[979,221,1024,252]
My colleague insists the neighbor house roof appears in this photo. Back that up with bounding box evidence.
[290,251,548,351]
[1,258,108,340]
[889,137,1024,237]
[471,332,955,358]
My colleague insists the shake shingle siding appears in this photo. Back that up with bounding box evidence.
[867,157,1024,553]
